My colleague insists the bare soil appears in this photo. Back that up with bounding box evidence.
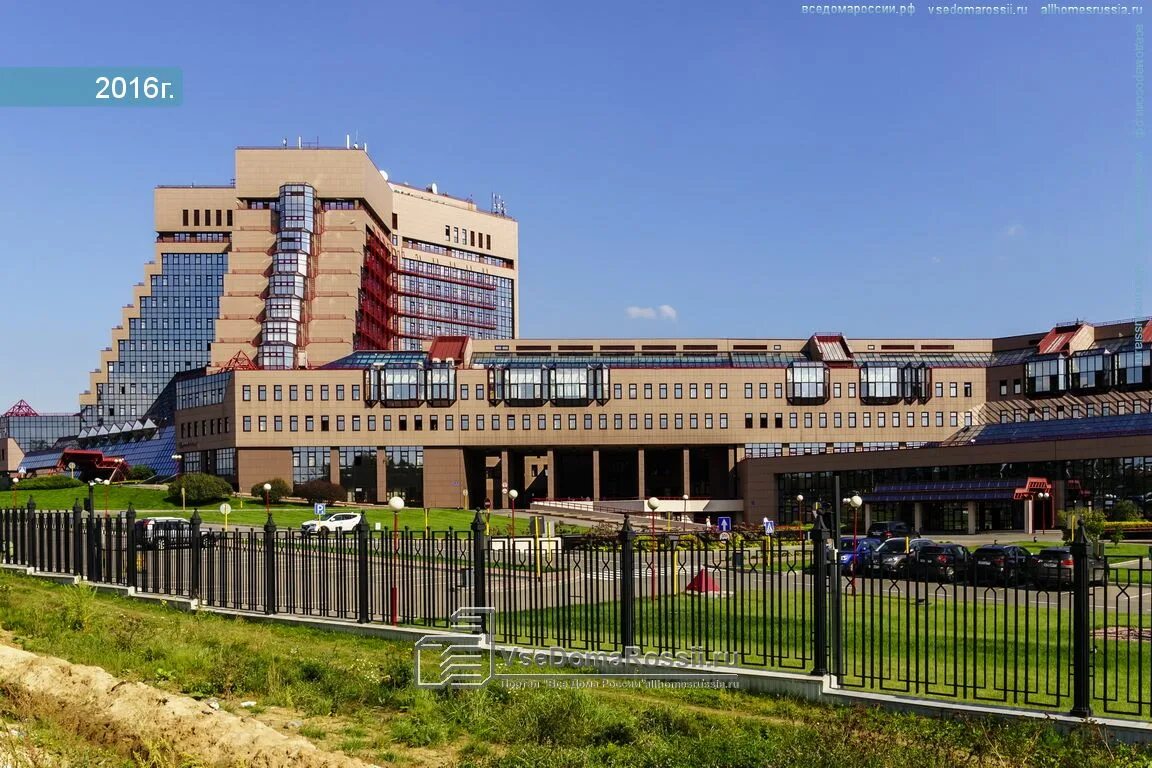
[0,643,379,768]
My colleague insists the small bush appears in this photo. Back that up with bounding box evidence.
[1109,500,1144,522]
[251,478,292,504]
[127,465,156,481]
[167,473,233,506]
[15,475,83,490]
[294,479,345,504]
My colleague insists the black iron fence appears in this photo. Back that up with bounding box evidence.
[0,500,1148,720]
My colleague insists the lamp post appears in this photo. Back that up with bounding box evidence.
[87,480,96,514]
[10,477,18,509]
[103,478,112,516]
[646,497,660,598]
[1037,491,1051,532]
[388,495,405,553]
[263,482,272,521]
[845,494,863,588]
[680,493,688,531]
[173,454,185,515]
[508,489,519,538]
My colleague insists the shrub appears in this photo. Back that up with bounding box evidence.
[167,473,233,506]
[1109,500,1144,522]
[251,478,292,504]
[14,475,83,490]
[127,465,156,481]
[294,479,345,504]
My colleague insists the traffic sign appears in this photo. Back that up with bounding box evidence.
[763,519,775,536]
[219,503,232,515]
[717,516,732,532]
[314,503,326,517]
[718,532,731,542]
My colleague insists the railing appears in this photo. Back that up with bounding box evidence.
[0,501,1148,720]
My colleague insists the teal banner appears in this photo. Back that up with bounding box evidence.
[0,67,183,107]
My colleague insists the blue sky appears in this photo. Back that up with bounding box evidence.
[0,1,1147,412]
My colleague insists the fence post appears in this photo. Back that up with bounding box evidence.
[1070,526,1093,718]
[619,515,637,651]
[189,508,202,599]
[125,503,136,587]
[263,512,276,615]
[85,509,97,582]
[72,501,83,576]
[356,520,370,624]
[25,499,37,571]
[470,511,488,633]
[811,513,829,677]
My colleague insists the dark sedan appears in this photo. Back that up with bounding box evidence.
[911,544,972,583]
[971,545,1032,586]
[869,537,935,578]
[1031,547,1110,588]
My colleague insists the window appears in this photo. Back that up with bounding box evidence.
[368,415,377,430]
[644,414,653,429]
[891,412,900,428]
[539,414,547,430]
[524,415,532,430]
[629,414,638,430]
[242,416,252,432]
[787,363,829,404]
[258,416,267,432]
[862,412,871,428]
[585,414,593,429]
[949,382,957,398]
[963,382,972,397]
[492,415,500,430]
[745,413,754,429]
[321,416,330,431]
[461,416,469,430]
[661,413,670,429]
[848,382,857,398]
[935,412,944,427]
[745,383,753,398]
[476,415,485,430]
[719,383,728,399]
[320,385,330,401]
[306,416,315,431]
[789,413,798,428]
[336,385,345,400]
[834,382,842,398]
[273,385,282,401]
[759,383,769,399]
[690,414,698,429]
[352,416,361,431]
[383,415,392,430]
[336,415,346,431]
[860,365,901,404]
[508,415,516,430]
[848,412,857,428]
[461,385,469,400]
[599,414,608,429]
[833,412,842,428]
[289,385,298,401]
[1013,378,1022,395]
[476,385,484,400]
[674,414,683,429]
[719,413,728,428]
[305,385,314,401]
[921,412,929,427]
[290,415,298,431]
[242,385,251,401]
[1025,357,1066,396]
[999,380,1008,396]
[615,414,624,430]
[704,383,713,399]
[352,384,360,401]
[445,415,453,430]
[660,384,668,399]
[877,412,885,428]
[690,384,698,399]
[674,384,683,399]
[554,414,562,430]
[274,416,283,432]
[704,413,713,429]
[934,382,944,398]
[644,383,653,399]
[964,412,973,427]
[774,413,782,428]
[949,412,958,427]
[803,413,812,428]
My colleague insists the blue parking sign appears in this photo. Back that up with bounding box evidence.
[314,503,326,517]
[763,519,775,536]
[717,516,732,532]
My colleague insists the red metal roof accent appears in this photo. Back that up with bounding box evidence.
[428,336,469,364]
[3,400,39,417]
[1037,324,1080,355]
[1143,322,1152,345]
[58,449,129,478]
[811,334,853,363]
[220,350,259,371]
[1012,477,1053,500]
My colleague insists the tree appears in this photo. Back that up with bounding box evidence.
[167,473,232,506]
[128,465,156,481]
[1108,500,1143,522]
[294,479,344,504]
[251,478,292,504]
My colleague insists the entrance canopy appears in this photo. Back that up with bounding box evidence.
[863,477,1051,504]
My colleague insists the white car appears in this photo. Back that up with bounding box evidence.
[300,512,363,535]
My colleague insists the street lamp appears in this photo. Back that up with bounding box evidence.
[173,455,186,515]
[646,497,660,598]
[263,482,272,520]
[680,493,688,532]
[844,494,863,587]
[389,495,405,552]
[10,477,18,509]
[171,454,183,477]
[508,489,519,537]
[103,478,112,516]
[1037,491,1051,532]
[87,480,96,514]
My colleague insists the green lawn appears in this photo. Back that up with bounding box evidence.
[1010,540,1152,558]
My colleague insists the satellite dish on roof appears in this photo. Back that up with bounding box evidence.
[380,170,389,181]
[430,182,438,194]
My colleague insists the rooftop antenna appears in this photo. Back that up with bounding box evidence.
[297,136,302,149]
[491,193,507,217]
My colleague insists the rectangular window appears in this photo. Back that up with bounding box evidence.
[935,411,944,427]
[305,385,314,401]
[336,415,346,431]
[644,383,653,399]
[704,413,713,429]
[599,414,608,429]
[834,382,842,398]
[336,385,345,401]
[352,415,361,431]
[789,413,798,428]
[289,415,298,432]
[921,412,929,427]
[674,384,683,399]
[273,385,282,401]
[274,416,283,432]
[660,413,669,429]
[935,382,944,398]
[704,384,713,399]
[242,385,251,401]
[461,385,469,400]
[774,413,782,428]
[445,415,453,430]
[690,384,698,399]
[554,414,563,430]
[877,412,885,428]
[964,412,973,427]
[660,383,668,399]
[745,383,753,399]
[820,413,829,428]
[629,414,638,429]
[289,385,298,401]
[999,380,1008,396]
[891,411,900,428]
[1013,379,1022,395]
[320,385,329,401]
[674,414,683,429]
[243,416,252,432]
[476,415,485,430]
[689,414,698,429]
[539,414,547,430]
[461,415,469,430]
[629,384,638,399]
[862,412,871,428]
[584,414,593,430]
[614,414,623,430]
[383,415,392,430]
[321,416,330,431]
[745,413,754,429]
[848,412,857,428]
[524,414,532,430]
[644,413,653,429]
[949,411,958,427]
[848,383,857,398]
[492,415,500,430]
[352,385,360,400]
[258,416,267,432]
[760,383,769,399]
[368,415,377,430]
[833,412,842,428]
[803,412,812,428]
[476,385,484,400]
[719,383,728,399]
[719,413,728,428]
[774,383,783,399]
[306,416,315,431]
[963,382,972,398]
[508,415,516,430]
[949,382,958,398]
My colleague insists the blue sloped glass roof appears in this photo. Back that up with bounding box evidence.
[962,414,1152,446]
[18,449,64,471]
[471,354,736,369]
[321,351,429,369]
[99,426,179,477]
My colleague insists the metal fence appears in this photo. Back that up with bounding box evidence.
[0,499,1148,720]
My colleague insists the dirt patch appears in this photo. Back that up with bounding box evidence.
[1094,627,1152,642]
[0,643,379,768]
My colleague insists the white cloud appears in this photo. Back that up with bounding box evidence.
[626,305,678,321]
[1003,224,1024,238]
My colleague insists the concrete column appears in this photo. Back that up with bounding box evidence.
[728,446,737,498]
[1024,499,1034,536]
[863,503,872,531]
[500,450,510,509]
[637,448,646,499]
[682,448,691,497]
[375,448,388,504]
[329,447,340,486]
[914,502,924,533]
[966,501,978,535]
[592,449,601,501]
[546,449,556,499]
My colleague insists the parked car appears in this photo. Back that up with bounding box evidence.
[300,512,363,536]
[1030,547,1109,588]
[133,517,199,550]
[869,537,935,578]
[911,543,972,583]
[866,521,914,540]
[971,544,1032,586]
[838,537,883,575]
